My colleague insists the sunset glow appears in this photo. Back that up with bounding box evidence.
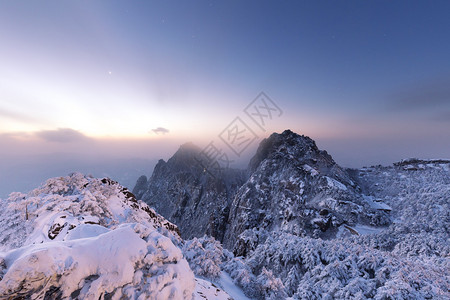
[1,0,449,197]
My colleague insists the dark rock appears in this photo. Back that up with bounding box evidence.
[223,130,385,251]
[132,175,148,199]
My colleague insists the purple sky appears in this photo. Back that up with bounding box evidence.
[1,1,449,196]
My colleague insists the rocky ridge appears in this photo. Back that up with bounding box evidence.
[136,130,392,255]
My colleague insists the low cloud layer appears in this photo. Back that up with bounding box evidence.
[389,76,450,111]
[35,128,89,143]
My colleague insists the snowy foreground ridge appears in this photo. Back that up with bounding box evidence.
[0,174,235,299]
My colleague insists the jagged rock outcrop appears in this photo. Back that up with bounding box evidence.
[128,133,450,299]
[135,130,392,255]
[136,143,246,242]
[223,130,390,254]
[132,174,148,197]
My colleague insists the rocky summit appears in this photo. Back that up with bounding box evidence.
[133,142,246,243]
[135,130,392,255]
[224,130,391,254]
[127,129,449,298]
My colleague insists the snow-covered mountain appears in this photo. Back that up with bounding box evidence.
[132,130,449,299]
[0,174,238,299]
[224,156,449,299]
[0,130,448,299]
[135,130,392,253]
[224,130,391,254]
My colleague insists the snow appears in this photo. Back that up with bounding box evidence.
[106,195,128,222]
[0,224,195,299]
[193,278,231,300]
[363,195,392,211]
[219,271,252,300]
[302,164,318,177]
[325,176,347,191]
[0,173,230,299]
[352,224,385,235]
[404,164,418,170]
[340,224,386,236]
[65,223,110,240]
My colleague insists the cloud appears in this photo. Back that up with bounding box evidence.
[389,76,450,111]
[151,127,170,135]
[35,128,89,143]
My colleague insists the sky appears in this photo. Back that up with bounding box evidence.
[1,1,449,196]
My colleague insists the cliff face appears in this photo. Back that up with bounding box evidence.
[134,143,246,242]
[223,130,390,253]
[135,130,391,254]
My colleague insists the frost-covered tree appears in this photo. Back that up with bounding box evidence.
[183,236,224,280]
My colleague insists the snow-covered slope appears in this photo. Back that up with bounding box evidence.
[0,173,233,299]
[219,158,450,299]
[1,174,180,251]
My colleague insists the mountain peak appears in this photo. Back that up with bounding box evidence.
[162,142,202,171]
[173,142,201,158]
[248,130,320,172]
[178,141,200,151]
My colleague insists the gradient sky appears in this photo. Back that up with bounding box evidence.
[1,1,449,195]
